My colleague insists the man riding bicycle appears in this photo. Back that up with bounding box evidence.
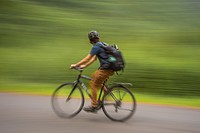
[70,31,114,113]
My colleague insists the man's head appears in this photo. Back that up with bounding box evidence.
[88,31,99,44]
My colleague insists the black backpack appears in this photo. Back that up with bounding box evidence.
[98,42,125,71]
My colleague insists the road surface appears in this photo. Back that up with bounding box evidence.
[0,93,199,133]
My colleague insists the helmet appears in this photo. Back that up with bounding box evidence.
[88,31,99,40]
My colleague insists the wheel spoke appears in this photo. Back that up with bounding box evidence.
[117,107,134,112]
[51,83,84,118]
[120,91,127,101]
[102,86,136,122]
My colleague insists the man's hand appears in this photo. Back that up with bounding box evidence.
[70,64,77,69]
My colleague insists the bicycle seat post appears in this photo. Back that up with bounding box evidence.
[103,79,108,87]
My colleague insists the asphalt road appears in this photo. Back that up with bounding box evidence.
[0,93,199,133]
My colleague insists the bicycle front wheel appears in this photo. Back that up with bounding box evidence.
[51,82,84,118]
[102,85,136,122]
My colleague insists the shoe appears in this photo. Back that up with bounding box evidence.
[83,106,98,113]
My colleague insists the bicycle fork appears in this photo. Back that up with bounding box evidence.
[66,82,78,102]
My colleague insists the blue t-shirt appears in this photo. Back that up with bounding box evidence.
[90,42,109,68]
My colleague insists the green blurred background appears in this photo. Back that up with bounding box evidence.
[0,0,200,106]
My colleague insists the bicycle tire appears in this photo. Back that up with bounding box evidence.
[51,82,84,118]
[102,85,136,122]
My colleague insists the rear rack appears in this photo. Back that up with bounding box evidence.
[111,82,133,87]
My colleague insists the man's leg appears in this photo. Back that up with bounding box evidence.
[90,70,114,107]
[84,69,114,112]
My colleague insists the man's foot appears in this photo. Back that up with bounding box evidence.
[83,106,98,113]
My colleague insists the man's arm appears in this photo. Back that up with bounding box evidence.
[81,55,97,68]
[70,54,96,69]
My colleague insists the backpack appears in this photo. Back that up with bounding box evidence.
[98,42,125,71]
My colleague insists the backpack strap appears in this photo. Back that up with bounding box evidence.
[96,42,107,48]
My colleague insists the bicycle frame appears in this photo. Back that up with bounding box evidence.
[69,69,108,106]
[52,67,136,121]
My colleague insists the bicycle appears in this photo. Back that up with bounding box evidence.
[51,67,136,122]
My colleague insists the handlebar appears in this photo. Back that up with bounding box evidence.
[71,67,83,72]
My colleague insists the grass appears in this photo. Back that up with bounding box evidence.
[135,93,200,108]
[0,84,199,108]
[0,0,200,99]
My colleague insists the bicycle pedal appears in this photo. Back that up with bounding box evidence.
[83,106,98,113]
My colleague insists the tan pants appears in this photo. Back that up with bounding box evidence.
[89,69,114,107]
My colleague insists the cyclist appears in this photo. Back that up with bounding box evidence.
[70,31,114,113]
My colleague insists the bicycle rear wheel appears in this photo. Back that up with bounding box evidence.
[51,82,84,118]
[102,85,136,122]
